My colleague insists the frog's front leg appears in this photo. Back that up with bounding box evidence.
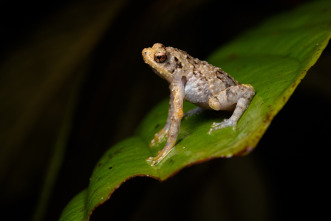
[150,93,174,147]
[208,84,255,134]
[147,79,185,166]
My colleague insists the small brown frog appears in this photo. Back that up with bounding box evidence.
[142,43,255,166]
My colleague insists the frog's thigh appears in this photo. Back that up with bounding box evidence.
[208,84,254,111]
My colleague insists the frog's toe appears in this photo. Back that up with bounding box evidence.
[146,156,157,166]
[208,119,236,134]
[146,155,162,166]
[149,133,167,147]
[149,138,158,147]
[146,146,174,166]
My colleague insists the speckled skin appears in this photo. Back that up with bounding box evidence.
[142,43,255,165]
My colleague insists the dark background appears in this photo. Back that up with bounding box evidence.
[0,0,330,220]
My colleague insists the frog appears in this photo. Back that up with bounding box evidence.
[142,43,255,166]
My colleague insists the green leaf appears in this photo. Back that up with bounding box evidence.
[59,190,88,221]
[59,1,331,220]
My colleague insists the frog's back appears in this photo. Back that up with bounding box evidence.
[164,46,238,108]
[182,55,238,108]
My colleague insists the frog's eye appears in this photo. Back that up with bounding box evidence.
[154,52,167,63]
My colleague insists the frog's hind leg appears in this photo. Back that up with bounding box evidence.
[208,84,255,134]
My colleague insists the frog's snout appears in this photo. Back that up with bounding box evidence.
[142,48,148,56]
[142,48,148,60]
[142,48,152,64]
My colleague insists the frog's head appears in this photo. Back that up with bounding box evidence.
[142,43,176,82]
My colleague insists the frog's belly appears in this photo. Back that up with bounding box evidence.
[184,82,211,109]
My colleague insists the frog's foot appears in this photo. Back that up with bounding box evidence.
[150,130,168,147]
[146,155,163,166]
[146,141,175,166]
[208,119,237,134]
[146,150,169,166]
